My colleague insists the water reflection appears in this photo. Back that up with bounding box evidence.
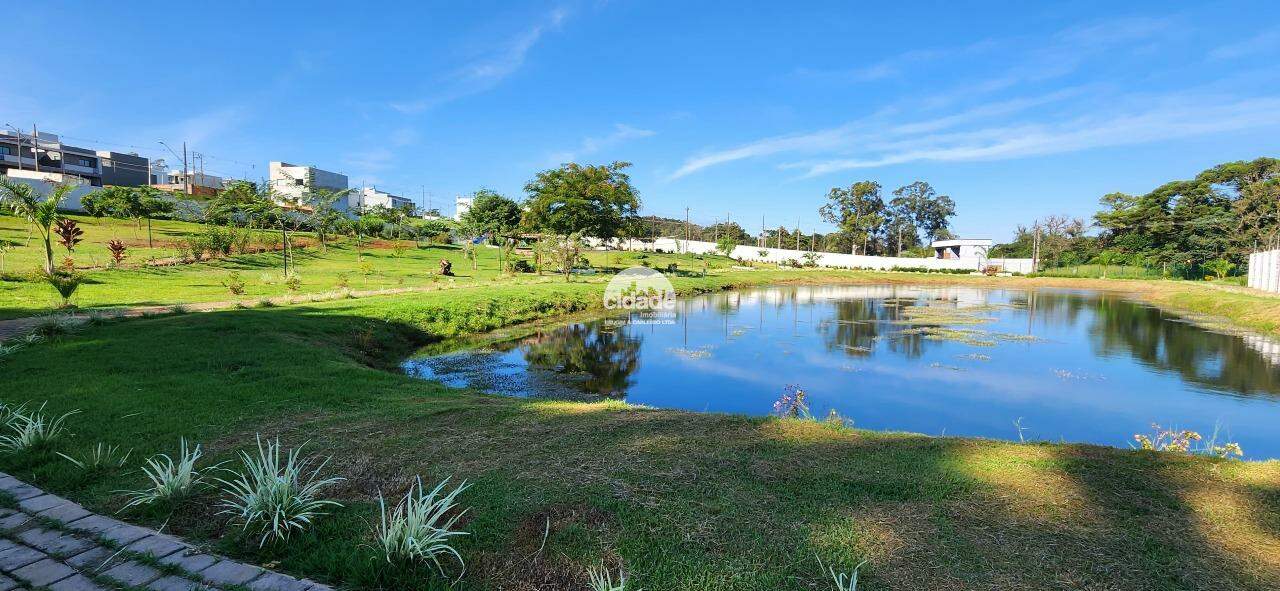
[520,324,642,397]
[403,285,1280,457]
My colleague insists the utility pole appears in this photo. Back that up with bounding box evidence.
[1032,224,1041,272]
[8,126,23,171]
[32,124,40,173]
[182,142,189,195]
[684,207,690,253]
[760,214,765,248]
[795,217,801,251]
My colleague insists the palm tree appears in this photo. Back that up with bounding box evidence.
[1,179,71,274]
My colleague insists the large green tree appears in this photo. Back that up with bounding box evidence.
[819,180,886,255]
[461,189,523,271]
[522,162,640,242]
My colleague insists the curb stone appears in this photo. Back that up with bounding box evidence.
[0,472,332,591]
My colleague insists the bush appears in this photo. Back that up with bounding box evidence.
[223,271,246,295]
[511,259,535,273]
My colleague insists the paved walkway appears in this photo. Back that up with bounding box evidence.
[0,472,330,591]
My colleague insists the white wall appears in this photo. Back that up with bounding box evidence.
[1,173,98,212]
[1248,250,1280,293]
[607,237,1036,273]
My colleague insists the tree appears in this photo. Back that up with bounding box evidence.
[887,181,956,252]
[136,188,175,248]
[1204,258,1235,280]
[819,181,886,255]
[461,189,523,272]
[716,235,737,258]
[523,162,641,241]
[304,188,353,251]
[1,179,71,274]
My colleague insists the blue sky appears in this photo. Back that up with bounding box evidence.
[7,1,1280,240]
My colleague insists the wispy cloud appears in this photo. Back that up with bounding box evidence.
[781,96,1280,177]
[390,7,569,114]
[794,39,997,83]
[548,123,655,164]
[1209,28,1280,60]
[669,17,1196,180]
[152,105,248,147]
[667,91,1079,180]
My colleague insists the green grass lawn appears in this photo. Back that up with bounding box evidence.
[1,274,1278,590]
[0,212,741,320]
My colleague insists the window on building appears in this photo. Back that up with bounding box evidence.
[77,157,94,167]
[0,146,10,156]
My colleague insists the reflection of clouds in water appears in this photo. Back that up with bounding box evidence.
[404,284,1280,458]
[666,354,778,386]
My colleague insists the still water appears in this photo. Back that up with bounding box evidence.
[403,285,1280,459]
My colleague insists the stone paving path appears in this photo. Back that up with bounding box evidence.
[0,472,330,591]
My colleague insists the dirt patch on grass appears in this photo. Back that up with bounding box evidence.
[473,503,616,591]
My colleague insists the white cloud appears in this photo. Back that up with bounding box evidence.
[667,16,1210,181]
[390,7,569,114]
[1209,29,1280,60]
[666,91,1079,180]
[782,96,1280,178]
[548,123,655,164]
[164,106,247,146]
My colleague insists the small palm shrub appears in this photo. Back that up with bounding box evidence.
[376,476,470,574]
[59,442,132,471]
[587,563,630,591]
[217,437,343,546]
[0,403,79,453]
[46,270,84,307]
[120,439,208,509]
[284,273,302,292]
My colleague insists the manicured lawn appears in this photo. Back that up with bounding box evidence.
[1,274,1278,590]
[0,212,738,320]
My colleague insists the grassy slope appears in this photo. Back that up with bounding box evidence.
[1,273,1278,591]
[0,212,726,320]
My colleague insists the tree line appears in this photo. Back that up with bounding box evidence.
[992,157,1279,277]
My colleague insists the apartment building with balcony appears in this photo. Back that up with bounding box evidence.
[0,130,103,186]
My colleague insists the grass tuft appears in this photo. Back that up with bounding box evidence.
[217,436,344,547]
[0,402,79,453]
[119,438,208,509]
[376,476,470,575]
[587,563,630,591]
[58,442,132,471]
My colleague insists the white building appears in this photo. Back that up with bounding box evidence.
[931,239,992,261]
[268,161,350,210]
[358,186,414,212]
[167,170,223,191]
[455,195,473,221]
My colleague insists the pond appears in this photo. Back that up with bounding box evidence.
[402,285,1280,459]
